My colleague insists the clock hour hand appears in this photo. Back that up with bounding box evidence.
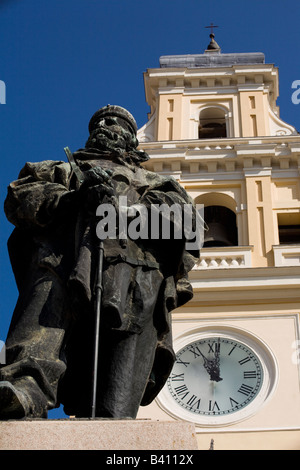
[199,350,222,382]
[209,360,223,382]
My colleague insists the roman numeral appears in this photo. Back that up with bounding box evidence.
[239,356,251,365]
[209,400,220,412]
[208,342,220,354]
[174,384,189,399]
[170,372,185,381]
[188,346,202,358]
[243,371,257,379]
[176,357,190,367]
[186,395,201,409]
[228,344,237,356]
[230,397,239,407]
[238,384,254,396]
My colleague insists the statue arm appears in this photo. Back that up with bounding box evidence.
[4,160,74,230]
[140,175,203,254]
[140,174,195,209]
[138,179,196,242]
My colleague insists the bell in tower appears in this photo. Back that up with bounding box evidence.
[204,206,238,247]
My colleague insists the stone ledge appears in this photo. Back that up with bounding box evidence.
[0,419,198,450]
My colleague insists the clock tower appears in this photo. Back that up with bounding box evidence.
[136,33,300,450]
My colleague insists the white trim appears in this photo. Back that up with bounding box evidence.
[273,244,300,267]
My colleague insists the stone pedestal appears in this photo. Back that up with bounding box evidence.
[0,419,198,450]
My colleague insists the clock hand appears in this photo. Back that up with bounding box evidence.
[209,360,223,382]
[199,346,223,382]
[211,338,223,382]
[198,350,221,381]
[198,350,214,376]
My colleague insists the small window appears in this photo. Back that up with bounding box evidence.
[278,225,300,244]
[199,107,227,139]
[277,213,300,245]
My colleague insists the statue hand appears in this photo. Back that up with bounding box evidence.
[84,183,117,214]
[81,167,113,189]
[78,167,115,214]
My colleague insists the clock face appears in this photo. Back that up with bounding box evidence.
[166,336,264,418]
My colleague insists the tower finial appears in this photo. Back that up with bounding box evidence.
[205,22,219,35]
[205,23,221,52]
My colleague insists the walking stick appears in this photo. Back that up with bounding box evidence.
[64,146,105,418]
[91,238,104,419]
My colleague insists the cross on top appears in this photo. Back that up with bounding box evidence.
[205,23,219,35]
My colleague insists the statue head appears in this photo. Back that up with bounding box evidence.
[86,105,139,153]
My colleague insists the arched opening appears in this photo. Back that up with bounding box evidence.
[199,107,227,139]
[203,206,238,247]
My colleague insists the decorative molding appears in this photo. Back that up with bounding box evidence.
[140,136,300,178]
[273,244,300,267]
[195,246,252,269]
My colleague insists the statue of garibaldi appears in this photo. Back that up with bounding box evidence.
[0,105,200,419]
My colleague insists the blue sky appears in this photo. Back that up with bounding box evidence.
[0,0,299,418]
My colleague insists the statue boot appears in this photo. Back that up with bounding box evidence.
[0,378,48,419]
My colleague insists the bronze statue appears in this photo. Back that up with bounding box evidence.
[0,105,200,419]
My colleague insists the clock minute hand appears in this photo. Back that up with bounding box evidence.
[212,339,223,382]
[198,350,213,374]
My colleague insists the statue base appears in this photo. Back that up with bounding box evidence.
[0,419,198,450]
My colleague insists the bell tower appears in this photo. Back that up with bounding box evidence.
[137,33,300,450]
[139,34,296,144]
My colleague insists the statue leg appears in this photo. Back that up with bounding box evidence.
[60,264,164,419]
[95,266,164,418]
[95,320,158,418]
[0,268,71,419]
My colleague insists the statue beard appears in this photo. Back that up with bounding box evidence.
[84,127,149,167]
[85,127,137,154]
